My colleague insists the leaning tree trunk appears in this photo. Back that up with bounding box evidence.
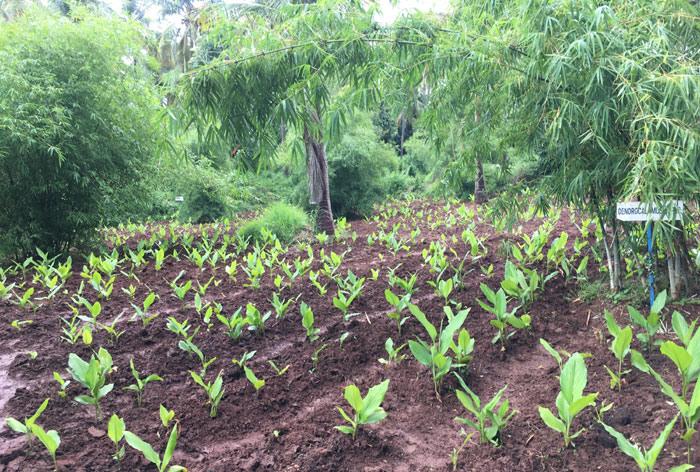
[474,158,487,203]
[303,110,334,235]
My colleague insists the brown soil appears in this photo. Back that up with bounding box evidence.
[0,199,698,472]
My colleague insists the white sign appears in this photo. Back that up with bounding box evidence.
[616,201,683,221]
[175,196,184,202]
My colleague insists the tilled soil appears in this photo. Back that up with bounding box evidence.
[0,199,698,472]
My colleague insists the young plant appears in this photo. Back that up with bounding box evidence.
[245,303,271,335]
[604,311,632,391]
[309,270,328,296]
[124,423,186,472]
[378,338,406,368]
[601,413,679,472]
[75,296,101,329]
[189,370,225,418]
[628,290,667,350]
[123,359,163,407]
[301,302,320,342]
[478,284,530,351]
[5,398,49,450]
[217,307,246,340]
[29,423,60,472]
[159,405,175,427]
[449,428,475,471]
[407,303,470,399]
[131,292,158,327]
[169,272,192,310]
[53,372,70,398]
[244,366,265,396]
[538,353,598,447]
[107,413,125,464]
[67,348,114,423]
[310,343,328,374]
[231,350,256,368]
[335,379,390,440]
[454,374,516,445]
[270,292,295,320]
[268,360,290,376]
[384,289,410,337]
[100,311,126,344]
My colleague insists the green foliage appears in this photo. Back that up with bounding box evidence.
[604,311,632,391]
[538,353,598,447]
[601,414,679,472]
[124,424,186,472]
[123,359,162,407]
[454,374,516,446]
[66,348,114,423]
[237,203,308,243]
[0,8,160,256]
[335,379,390,440]
[4,398,49,451]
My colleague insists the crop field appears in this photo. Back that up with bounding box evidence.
[0,199,698,471]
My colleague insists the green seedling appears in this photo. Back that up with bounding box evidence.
[301,302,320,342]
[477,284,530,351]
[407,303,470,399]
[370,268,379,281]
[335,379,390,440]
[269,360,290,376]
[131,292,158,327]
[538,353,598,447]
[159,405,175,427]
[189,370,225,418]
[310,343,328,374]
[270,292,295,320]
[67,348,114,423]
[500,261,549,309]
[217,307,246,340]
[378,338,406,368]
[384,289,410,337]
[332,289,360,322]
[53,372,70,398]
[244,366,265,396]
[29,424,60,472]
[11,319,33,331]
[601,413,679,472]
[124,424,186,472]
[232,350,256,368]
[631,348,700,463]
[339,332,350,349]
[170,274,192,310]
[107,414,125,464]
[309,270,328,296]
[75,296,101,328]
[454,373,517,446]
[245,303,271,334]
[5,398,49,450]
[100,311,126,344]
[449,428,476,471]
[480,264,495,278]
[604,311,632,391]
[539,338,592,373]
[60,313,81,345]
[124,359,163,407]
[14,286,35,312]
[628,290,667,350]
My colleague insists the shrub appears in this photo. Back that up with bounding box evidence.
[0,9,160,256]
[237,203,308,243]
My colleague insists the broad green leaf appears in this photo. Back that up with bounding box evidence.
[108,414,124,444]
[28,398,49,426]
[336,406,354,425]
[364,409,387,424]
[161,424,179,472]
[124,431,161,468]
[408,340,432,367]
[408,304,436,341]
[5,417,26,433]
[362,379,389,418]
[660,341,691,375]
[538,406,565,434]
[600,423,646,468]
[568,393,598,417]
[439,308,469,355]
[604,310,620,337]
[646,413,679,469]
[650,289,667,316]
[560,353,587,404]
[344,385,363,413]
[612,326,632,361]
[334,425,354,435]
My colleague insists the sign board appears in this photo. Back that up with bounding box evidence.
[175,196,184,202]
[616,201,683,222]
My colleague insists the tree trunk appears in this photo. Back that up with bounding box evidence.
[474,158,487,203]
[303,110,334,235]
[399,113,406,157]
